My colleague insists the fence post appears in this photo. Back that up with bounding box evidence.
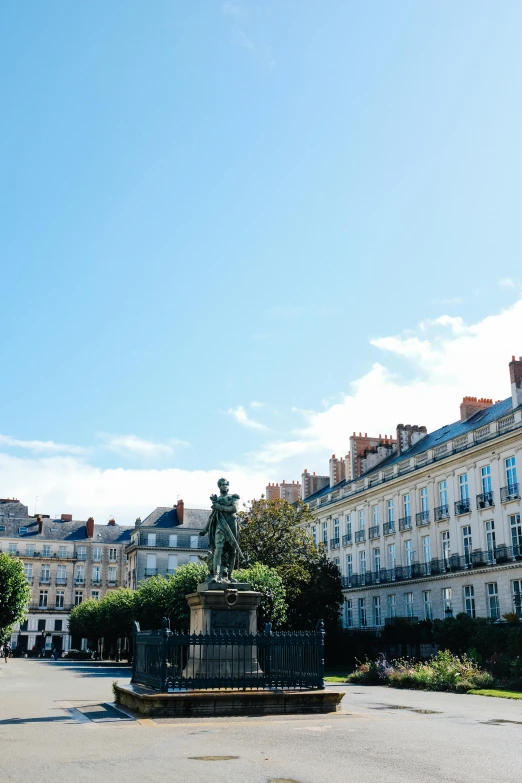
[160,617,171,692]
[316,619,325,689]
[264,622,272,686]
[131,620,140,684]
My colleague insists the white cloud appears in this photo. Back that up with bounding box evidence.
[221,2,240,16]
[0,434,86,456]
[227,405,268,431]
[97,433,188,459]
[498,277,517,289]
[250,400,264,408]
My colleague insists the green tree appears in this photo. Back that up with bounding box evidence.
[68,599,103,649]
[0,553,31,638]
[235,563,287,629]
[98,588,137,657]
[135,562,210,631]
[238,498,343,631]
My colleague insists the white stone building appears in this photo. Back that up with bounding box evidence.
[302,357,522,629]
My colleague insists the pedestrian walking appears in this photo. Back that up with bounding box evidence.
[4,643,11,662]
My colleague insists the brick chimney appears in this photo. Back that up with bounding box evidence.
[61,513,72,522]
[459,396,493,422]
[86,516,94,538]
[134,517,141,529]
[108,518,116,526]
[396,424,428,455]
[510,356,522,409]
[37,514,43,534]
[176,498,184,524]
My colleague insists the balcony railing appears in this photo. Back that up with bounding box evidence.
[39,578,51,584]
[434,504,450,521]
[55,579,67,585]
[342,533,352,546]
[368,526,380,540]
[477,491,494,509]
[416,510,430,526]
[74,578,85,585]
[144,568,158,577]
[76,553,87,561]
[398,516,412,532]
[383,522,395,536]
[354,530,366,544]
[501,483,520,502]
[339,546,522,590]
[91,579,102,586]
[330,538,340,550]
[455,499,471,515]
[132,533,210,550]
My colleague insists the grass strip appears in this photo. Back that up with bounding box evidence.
[468,689,522,700]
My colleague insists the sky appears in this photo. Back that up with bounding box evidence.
[1,1,522,523]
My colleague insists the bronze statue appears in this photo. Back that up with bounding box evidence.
[200,478,241,582]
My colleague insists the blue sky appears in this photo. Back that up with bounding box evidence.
[1,2,522,521]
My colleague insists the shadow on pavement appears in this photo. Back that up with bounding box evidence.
[31,661,131,678]
[0,716,73,726]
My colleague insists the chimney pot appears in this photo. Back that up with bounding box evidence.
[60,513,72,522]
[108,518,116,526]
[37,514,43,534]
[176,498,184,524]
[86,517,95,538]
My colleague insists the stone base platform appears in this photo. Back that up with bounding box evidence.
[115,683,344,718]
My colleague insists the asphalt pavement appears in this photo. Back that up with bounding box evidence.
[1,658,521,783]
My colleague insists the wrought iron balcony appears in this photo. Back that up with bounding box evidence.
[416,510,430,526]
[39,578,51,584]
[354,530,366,544]
[368,525,380,540]
[500,483,520,502]
[477,491,494,509]
[383,522,395,535]
[399,516,412,532]
[75,578,85,585]
[91,579,102,585]
[454,499,471,515]
[330,537,340,549]
[144,568,158,577]
[342,533,352,546]
[55,579,67,585]
[434,504,450,521]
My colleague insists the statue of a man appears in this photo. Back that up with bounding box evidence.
[200,478,241,582]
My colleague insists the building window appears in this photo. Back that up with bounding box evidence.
[345,554,352,582]
[59,545,67,558]
[8,542,17,554]
[387,594,396,618]
[506,456,518,491]
[92,566,101,583]
[464,586,475,618]
[485,520,496,561]
[23,563,33,580]
[145,554,157,576]
[359,551,366,585]
[147,533,157,547]
[55,620,63,631]
[55,591,65,609]
[358,598,367,627]
[373,596,382,627]
[41,565,50,583]
[108,566,117,583]
[462,526,472,566]
[43,544,51,557]
[388,543,396,577]
[75,565,85,584]
[93,547,102,562]
[510,514,522,555]
[190,535,199,548]
[487,583,500,620]
[169,534,178,547]
[74,591,83,606]
[372,505,379,526]
[39,591,48,609]
[26,544,34,556]
[56,565,67,584]
[459,473,469,500]
[386,499,395,523]
[441,531,450,567]
[77,546,86,561]
[322,522,328,545]
[404,540,413,576]
[481,465,492,495]
[333,518,339,541]
[91,591,100,600]
[512,580,522,617]
[422,535,431,570]
[420,487,429,513]
[109,548,117,562]
[345,599,353,628]
[423,590,433,621]
[358,510,365,531]
[38,619,46,631]
[405,592,414,618]
[346,514,352,537]
[403,494,411,518]
[167,554,178,574]
[311,526,317,546]
[439,480,448,508]
[442,587,452,616]
[373,547,380,574]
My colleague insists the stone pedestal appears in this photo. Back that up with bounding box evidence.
[183,584,262,679]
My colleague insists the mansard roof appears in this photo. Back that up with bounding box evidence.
[0,516,132,543]
[140,506,210,530]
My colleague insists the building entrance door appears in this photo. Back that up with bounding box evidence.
[52,635,63,652]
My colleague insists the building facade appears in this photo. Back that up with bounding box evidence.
[302,358,522,629]
[125,499,210,587]
[0,501,131,653]
[265,481,301,503]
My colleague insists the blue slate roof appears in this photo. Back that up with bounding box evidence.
[0,516,132,543]
[141,506,209,530]
[303,397,516,504]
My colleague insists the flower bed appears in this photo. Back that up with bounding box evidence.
[347,650,494,693]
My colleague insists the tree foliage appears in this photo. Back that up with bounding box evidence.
[136,562,209,631]
[68,598,104,644]
[235,563,287,629]
[238,498,343,631]
[0,553,31,635]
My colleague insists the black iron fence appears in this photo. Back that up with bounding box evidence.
[132,620,325,692]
